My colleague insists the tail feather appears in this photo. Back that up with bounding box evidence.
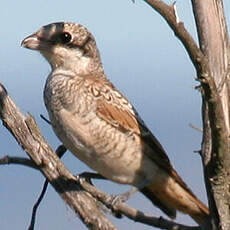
[141,187,176,219]
[141,179,209,225]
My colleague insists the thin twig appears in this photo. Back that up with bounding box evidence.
[0,155,37,169]
[28,144,67,230]
[189,123,203,133]
[40,114,51,125]
[28,180,48,230]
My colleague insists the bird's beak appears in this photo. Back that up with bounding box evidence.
[21,33,42,50]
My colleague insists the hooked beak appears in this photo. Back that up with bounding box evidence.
[21,33,42,50]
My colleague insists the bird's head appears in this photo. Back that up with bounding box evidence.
[22,22,103,74]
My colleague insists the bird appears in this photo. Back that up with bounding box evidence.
[21,22,209,225]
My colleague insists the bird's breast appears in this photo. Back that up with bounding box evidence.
[44,73,160,186]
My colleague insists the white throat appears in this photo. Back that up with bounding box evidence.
[41,45,101,75]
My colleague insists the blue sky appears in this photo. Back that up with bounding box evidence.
[1,1,229,229]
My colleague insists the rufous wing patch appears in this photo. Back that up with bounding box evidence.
[97,100,140,134]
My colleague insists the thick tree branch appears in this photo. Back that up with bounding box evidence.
[192,1,230,229]
[0,82,117,230]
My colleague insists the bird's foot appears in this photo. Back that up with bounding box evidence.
[106,187,138,218]
[109,187,138,206]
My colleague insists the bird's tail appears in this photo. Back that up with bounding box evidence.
[140,175,209,225]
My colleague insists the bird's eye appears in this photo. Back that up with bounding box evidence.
[59,32,72,44]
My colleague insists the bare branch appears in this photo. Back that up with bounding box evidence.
[40,114,51,125]
[28,145,66,230]
[172,2,180,23]
[78,177,201,230]
[28,179,48,230]
[0,155,37,169]
[189,123,203,133]
[0,145,66,170]
[143,0,206,73]
[191,2,230,229]
[0,82,117,230]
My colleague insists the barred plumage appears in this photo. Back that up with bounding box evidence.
[22,22,209,225]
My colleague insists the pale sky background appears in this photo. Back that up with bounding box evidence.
[1,1,229,230]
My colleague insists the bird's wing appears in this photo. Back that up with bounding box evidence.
[97,97,140,134]
[93,77,194,194]
[93,77,172,173]
[97,97,174,173]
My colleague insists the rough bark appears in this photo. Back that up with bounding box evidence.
[143,0,230,229]
[0,83,117,230]
[192,1,230,229]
